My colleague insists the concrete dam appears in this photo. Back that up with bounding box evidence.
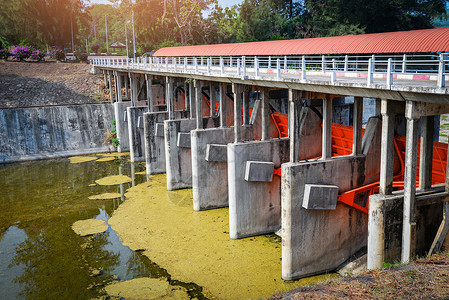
[93,27,449,281]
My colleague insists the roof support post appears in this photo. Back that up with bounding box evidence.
[220,56,224,75]
[367,58,374,86]
[344,55,348,72]
[386,58,393,87]
[277,58,281,80]
[284,56,287,70]
[237,58,241,76]
[321,55,326,72]
[243,56,247,78]
[201,57,204,66]
[289,89,302,162]
[255,56,260,78]
[438,53,446,88]
[402,100,419,264]
[402,54,407,73]
[166,76,174,120]
[322,96,332,159]
[352,97,363,155]
[195,80,203,129]
[419,116,434,190]
[301,56,306,81]
[194,57,198,73]
[207,57,211,74]
[379,99,396,195]
[165,57,169,71]
[230,56,233,67]
[184,57,187,72]
[232,83,243,142]
[261,87,270,141]
[219,83,227,128]
[145,74,153,112]
[268,56,271,69]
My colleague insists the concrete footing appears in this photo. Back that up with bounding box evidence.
[114,102,131,152]
[144,110,189,174]
[165,117,220,190]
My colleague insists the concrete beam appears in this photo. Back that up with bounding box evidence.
[244,161,275,182]
[406,102,449,119]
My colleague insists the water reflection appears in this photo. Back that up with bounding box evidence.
[0,154,151,299]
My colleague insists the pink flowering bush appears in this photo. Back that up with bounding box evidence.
[11,45,32,61]
[49,46,65,61]
[91,43,100,52]
[30,49,45,61]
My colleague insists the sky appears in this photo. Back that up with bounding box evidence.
[87,0,243,8]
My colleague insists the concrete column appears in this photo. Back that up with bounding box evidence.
[124,75,129,99]
[108,71,114,104]
[115,72,122,102]
[129,73,138,106]
[166,77,174,120]
[209,83,216,117]
[379,99,395,195]
[402,101,419,264]
[261,88,270,141]
[189,81,195,119]
[232,83,242,142]
[289,89,302,162]
[242,88,249,125]
[352,97,363,155]
[184,81,189,113]
[419,116,434,190]
[195,80,203,129]
[367,195,385,270]
[322,96,332,159]
[103,71,108,88]
[145,74,153,112]
[219,83,227,127]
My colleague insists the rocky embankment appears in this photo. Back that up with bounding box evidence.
[0,60,107,108]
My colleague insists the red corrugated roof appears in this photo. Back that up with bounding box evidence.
[153,27,449,57]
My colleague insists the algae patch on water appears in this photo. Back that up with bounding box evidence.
[72,219,108,236]
[88,193,122,200]
[104,277,189,300]
[96,157,116,162]
[108,174,329,300]
[95,175,132,186]
[69,156,98,163]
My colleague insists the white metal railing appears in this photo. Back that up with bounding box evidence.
[91,53,449,88]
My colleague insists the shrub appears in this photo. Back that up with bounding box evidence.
[30,49,45,61]
[91,43,100,52]
[0,48,11,60]
[11,45,32,61]
[49,46,65,61]
[74,52,88,62]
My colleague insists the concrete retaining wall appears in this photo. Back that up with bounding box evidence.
[165,117,220,190]
[0,104,114,163]
[144,110,189,174]
[127,106,148,162]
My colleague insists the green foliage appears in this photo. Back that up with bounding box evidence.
[104,119,119,148]
[74,52,88,62]
[0,48,11,59]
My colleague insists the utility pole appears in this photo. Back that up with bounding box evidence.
[132,9,136,60]
[125,22,129,58]
[71,15,75,54]
[105,14,109,53]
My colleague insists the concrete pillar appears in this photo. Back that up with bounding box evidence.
[379,99,395,195]
[189,81,195,119]
[166,77,174,120]
[124,75,129,99]
[219,83,227,127]
[419,116,434,190]
[115,72,123,102]
[209,83,216,117]
[195,80,203,129]
[367,195,386,270]
[289,89,302,162]
[261,88,270,141]
[322,96,332,159]
[108,70,114,104]
[145,74,153,112]
[129,73,137,106]
[242,87,249,125]
[103,71,108,88]
[402,100,419,264]
[232,83,242,142]
[352,97,363,155]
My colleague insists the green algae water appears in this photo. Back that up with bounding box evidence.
[0,154,205,299]
[0,153,332,299]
